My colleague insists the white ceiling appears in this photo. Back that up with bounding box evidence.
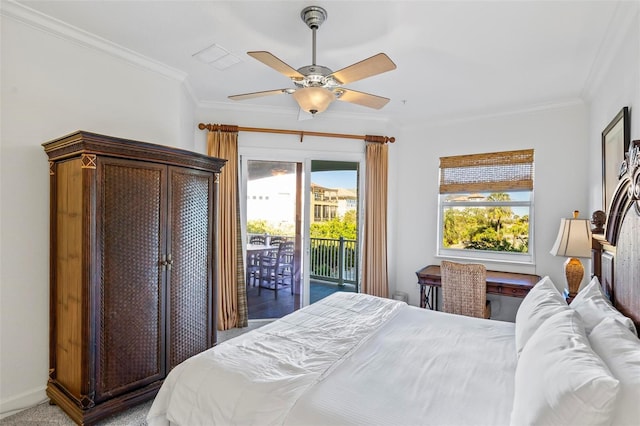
[14,0,623,125]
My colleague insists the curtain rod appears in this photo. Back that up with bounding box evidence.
[198,123,395,144]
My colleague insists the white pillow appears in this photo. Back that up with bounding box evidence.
[510,310,620,426]
[515,276,568,355]
[589,317,640,426]
[571,276,612,309]
[571,276,637,336]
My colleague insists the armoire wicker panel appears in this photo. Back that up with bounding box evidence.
[167,167,214,369]
[96,159,166,401]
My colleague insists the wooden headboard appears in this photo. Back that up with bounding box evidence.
[593,140,640,329]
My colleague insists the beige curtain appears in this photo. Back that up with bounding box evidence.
[362,138,389,298]
[207,126,248,329]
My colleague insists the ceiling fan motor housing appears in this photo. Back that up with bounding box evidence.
[294,65,341,90]
[300,6,327,30]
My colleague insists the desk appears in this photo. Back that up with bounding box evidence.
[415,265,541,310]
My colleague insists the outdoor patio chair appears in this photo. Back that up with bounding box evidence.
[258,241,294,299]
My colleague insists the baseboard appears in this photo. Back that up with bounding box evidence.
[0,386,48,419]
[247,319,275,325]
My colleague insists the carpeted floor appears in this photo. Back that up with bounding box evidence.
[0,319,273,425]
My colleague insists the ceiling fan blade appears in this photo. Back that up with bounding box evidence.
[247,51,305,79]
[336,88,390,110]
[228,89,290,101]
[329,53,397,85]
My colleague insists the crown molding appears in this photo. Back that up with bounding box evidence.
[581,1,639,100]
[401,98,585,129]
[1,0,188,83]
[0,1,387,118]
[182,79,200,105]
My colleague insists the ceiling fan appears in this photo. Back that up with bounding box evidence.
[228,5,397,115]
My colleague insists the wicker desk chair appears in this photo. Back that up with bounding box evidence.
[440,260,491,319]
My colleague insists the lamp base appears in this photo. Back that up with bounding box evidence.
[564,257,584,299]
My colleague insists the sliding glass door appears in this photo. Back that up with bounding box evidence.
[308,160,360,303]
[244,160,302,319]
[241,150,364,320]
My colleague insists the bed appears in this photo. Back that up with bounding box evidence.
[148,293,518,425]
[147,143,640,426]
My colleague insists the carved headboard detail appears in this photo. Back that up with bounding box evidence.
[605,140,640,245]
[601,139,640,329]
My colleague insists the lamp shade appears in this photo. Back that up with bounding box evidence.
[292,87,335,114]
[550,216,592,258]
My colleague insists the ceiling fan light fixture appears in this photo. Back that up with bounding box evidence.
[293,87,335,115]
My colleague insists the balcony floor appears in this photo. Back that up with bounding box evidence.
[247,279,357,320]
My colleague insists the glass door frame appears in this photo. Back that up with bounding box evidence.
[239,146,365,309]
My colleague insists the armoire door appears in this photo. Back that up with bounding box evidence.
[166,166,216,370]
[94,157,167,401]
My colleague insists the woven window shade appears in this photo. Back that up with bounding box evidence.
[439,149,534,194]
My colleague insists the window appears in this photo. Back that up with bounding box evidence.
[438,149,534,264]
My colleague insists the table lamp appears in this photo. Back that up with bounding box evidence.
[550,210,593,299]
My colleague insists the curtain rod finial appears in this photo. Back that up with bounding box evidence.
[199,123,217,131]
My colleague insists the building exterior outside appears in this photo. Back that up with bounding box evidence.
[246,174,297,231]
[311,183,338,223]
[247,177,357,229]
[336,188,357,218]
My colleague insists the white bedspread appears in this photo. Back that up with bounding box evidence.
[147,292,517,426]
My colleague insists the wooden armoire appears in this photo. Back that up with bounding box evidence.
[43,131,226,425]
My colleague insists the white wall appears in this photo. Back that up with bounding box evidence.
[392,103,590,320]
[0,15,195,416]
[388,1,640,320]
[585,2,640,212]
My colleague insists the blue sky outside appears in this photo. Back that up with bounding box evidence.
[311,170,357,190]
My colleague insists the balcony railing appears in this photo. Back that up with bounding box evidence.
[310,237,358,287]
[247,234,358,289]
